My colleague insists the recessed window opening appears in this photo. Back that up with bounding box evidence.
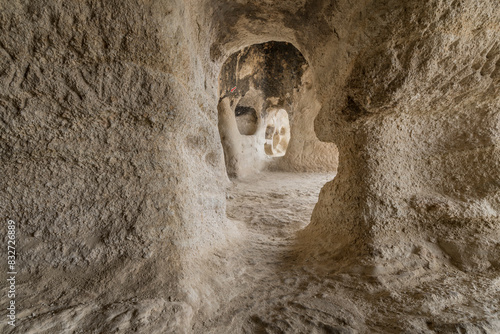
[235,104,258,135]
[264,108,290,157]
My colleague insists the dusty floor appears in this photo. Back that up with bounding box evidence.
[196,172,500,334]
[3,172,498,333]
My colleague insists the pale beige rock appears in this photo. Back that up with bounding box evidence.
[1,0,499,333]
[217,41,338,176]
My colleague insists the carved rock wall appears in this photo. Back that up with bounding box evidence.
[1,0,499,332]
[0,1,234,331]
[304,0,500,271]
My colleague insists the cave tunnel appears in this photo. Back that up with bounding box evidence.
[2,1,499,333]
[217,41,338,178]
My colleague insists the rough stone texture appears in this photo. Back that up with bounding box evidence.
[218,41,338,176]
[219,41,307,111]
[0,1,234,332]
[218,41,303,162]
[1,0,499,332]
[272,67,339,172]
[303,0,500,272]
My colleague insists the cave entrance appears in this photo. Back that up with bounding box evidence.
[217,41,338,179]
[216,40,338,237]
[216,41,338,296]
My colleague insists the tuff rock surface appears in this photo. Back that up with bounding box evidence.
[1,0,499,333]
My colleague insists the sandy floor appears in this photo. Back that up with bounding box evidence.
[4,172,498,333]
[196,172,500,334]
[197,172,370,333]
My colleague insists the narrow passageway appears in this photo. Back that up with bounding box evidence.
[196,172,500,334]
[195,172,371,334]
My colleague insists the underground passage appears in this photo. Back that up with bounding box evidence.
[217,41,336,178]
[1,1,499,333]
